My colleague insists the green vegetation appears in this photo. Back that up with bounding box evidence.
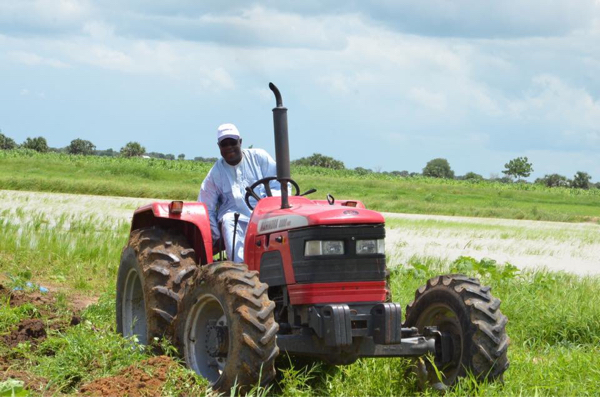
[2,207,600,396]
[502,156,533,181]
[422,158,454,179]
[119,141,146,157]
[1,150,599,223]
[66,139,96,156]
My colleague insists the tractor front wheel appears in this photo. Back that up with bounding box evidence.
[404,274,509,388]
[176,262,279,393]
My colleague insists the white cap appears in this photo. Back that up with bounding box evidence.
[217,123,241,143]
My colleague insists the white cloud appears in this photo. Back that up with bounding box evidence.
[82,21,115,39]
[508,74,600,146]
[408,87,447,111]
[9,51,70,68]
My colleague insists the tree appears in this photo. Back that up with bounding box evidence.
[502,157,533,181]
[178,153,185,160]
[354,167,372,175]
[422,158,454,179]
[22,136,48,152]
[0,132,17,150]
[120,141,146,157]
[535,174,569,188]
[95,148,116,157]
[67,138,96,155]
[291,153,345,169]
[571,171,592,189]
[463,172,483,181]
[194,156,218,163]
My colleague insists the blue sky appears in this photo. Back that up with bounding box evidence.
[1,1,599,180]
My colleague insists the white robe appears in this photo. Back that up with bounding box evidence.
[198,148,279,262]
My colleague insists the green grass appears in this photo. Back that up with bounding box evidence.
[0,209,129,292]
[1,149,599,222]
[2,213,600,395]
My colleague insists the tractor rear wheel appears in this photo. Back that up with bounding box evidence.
[116,227,197,345]
[404,274,509,388]
[176,261,279,393]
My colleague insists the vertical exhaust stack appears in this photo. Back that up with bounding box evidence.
[269,82,291,209]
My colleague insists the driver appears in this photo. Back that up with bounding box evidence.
[198,123,279,262]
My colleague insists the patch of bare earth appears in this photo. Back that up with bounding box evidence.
[0,355,49,395]
[0,284,84,395]
[78,356,176,397]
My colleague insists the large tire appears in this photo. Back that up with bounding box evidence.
[176,261,279,393]
[116,227,197,345]
[404,274,509,387]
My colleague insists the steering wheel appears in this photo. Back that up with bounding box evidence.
[244,176,300,210]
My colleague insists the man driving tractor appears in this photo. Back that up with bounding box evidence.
[198,123,279,262]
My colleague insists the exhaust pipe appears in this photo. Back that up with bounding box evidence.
[269,82,291,209]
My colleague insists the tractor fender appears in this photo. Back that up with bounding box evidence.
[130,202,213,264]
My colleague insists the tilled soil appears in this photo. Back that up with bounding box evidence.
[0,283,84,395]
[78,356,176,397]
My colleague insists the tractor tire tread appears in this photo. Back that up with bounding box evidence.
[405,274,509,385]
[122,227,197,340]
[177,261,278,392]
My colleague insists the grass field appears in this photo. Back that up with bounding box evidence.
[1,149,599,223]
[1,191,600,395]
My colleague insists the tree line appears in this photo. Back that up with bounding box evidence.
[1,131,597,189]
[0,132,217,163]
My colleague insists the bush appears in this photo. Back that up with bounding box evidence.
[571,171,592,190]
[120,141,145,157]
[535,174,570,188]
[0,132,17,150]
[422,158,454,179]
[67,139,96,155]
[95,148,117,157]
[354,167,372,175]
[463,172,483,181]
[292,153,345,169]
[193,156,218,163]
[22,136,49,152]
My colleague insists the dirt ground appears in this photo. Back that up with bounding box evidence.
[0,282,179,397]
[78,356,176,397]
[0,284,79,395]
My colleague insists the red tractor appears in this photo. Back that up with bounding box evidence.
[116,83,509,392]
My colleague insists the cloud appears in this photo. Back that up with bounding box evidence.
[408,87,446,111]
[507,74,600,149]
[9,51,70,68]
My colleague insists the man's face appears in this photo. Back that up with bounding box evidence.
[219,138,242,165]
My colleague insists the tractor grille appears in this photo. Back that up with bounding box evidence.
[288,224,386,284]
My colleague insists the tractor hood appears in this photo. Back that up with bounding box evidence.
[251,196,384,234]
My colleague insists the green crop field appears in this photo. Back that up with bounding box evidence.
[1,149,599,223]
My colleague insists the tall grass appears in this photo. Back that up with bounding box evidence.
[1,149,599,222]
[0,209,129,292]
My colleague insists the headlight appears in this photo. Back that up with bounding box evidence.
[304,240,344,256]
[356,239,385,255]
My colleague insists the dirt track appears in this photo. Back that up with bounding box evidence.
[2,189,599,275]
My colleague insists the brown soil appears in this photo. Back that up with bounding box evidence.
[0,283,89,394]
[78,356,176,397]
[1,355,53,395]
[2,318,47,348]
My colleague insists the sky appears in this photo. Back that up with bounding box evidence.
[1,1,600,181]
